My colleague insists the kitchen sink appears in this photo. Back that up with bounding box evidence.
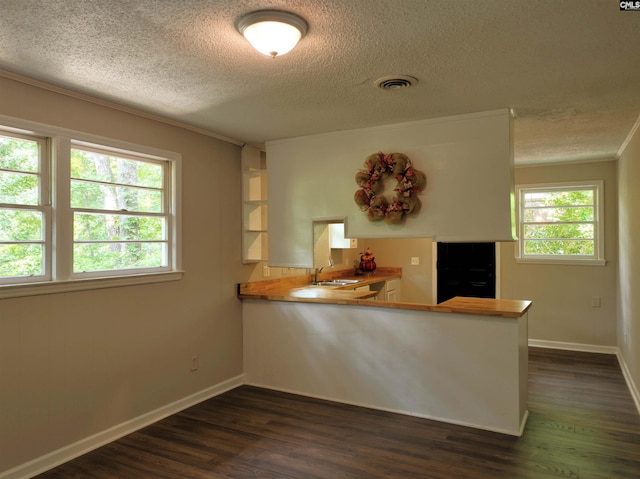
[312,279,362,287]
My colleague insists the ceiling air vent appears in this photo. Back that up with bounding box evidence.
[374,75,417,90]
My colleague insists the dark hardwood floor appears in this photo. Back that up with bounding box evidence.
[36,348,640,478]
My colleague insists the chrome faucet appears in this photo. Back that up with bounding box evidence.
[314,255,334,283]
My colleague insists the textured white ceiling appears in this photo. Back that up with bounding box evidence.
[0,0,639,164]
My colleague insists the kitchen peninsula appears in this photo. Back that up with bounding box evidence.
[239,273,531,436]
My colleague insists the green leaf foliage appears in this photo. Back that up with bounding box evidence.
[523,189,596,256]
[1,136,43,278]
[0,244,43,277]
[70,148,166,272]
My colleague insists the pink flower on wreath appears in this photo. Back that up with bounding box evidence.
[364,158,375,174]
[380,153,394,171]
[387,199,406,212]
[396,167,424,196]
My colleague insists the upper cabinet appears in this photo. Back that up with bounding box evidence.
[241,146,268,263]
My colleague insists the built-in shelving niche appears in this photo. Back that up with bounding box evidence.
[241,146,268,263]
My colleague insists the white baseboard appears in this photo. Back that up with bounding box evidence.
[519,410,530,437]
[617,352,640,416]
[528,339,618,355]
[1,374,245,479]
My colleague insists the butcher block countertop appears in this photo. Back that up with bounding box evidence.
[238,267,401,302]
[436,297,532,318]
[238,267,531,318]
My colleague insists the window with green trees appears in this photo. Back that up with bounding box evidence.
[516,181,604,264]
[71,146,167,273]
[0,133,46,279]
[0,123,181,291]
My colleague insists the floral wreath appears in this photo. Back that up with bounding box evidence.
[354,152,427,224]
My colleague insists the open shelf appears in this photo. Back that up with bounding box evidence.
[242,146,268,263]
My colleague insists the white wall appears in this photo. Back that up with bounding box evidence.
[0,76,245,475]
[501,160,618,347]
[266,110,514,268]
[618,117,640,404]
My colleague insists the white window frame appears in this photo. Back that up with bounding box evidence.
[0,115,183,299]
[69,140,174,279]
[515,180,605,266]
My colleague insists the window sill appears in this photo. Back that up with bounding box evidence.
[515,258,607,267]
[0,271,184,299]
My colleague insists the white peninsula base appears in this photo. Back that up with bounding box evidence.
[243,300,529,436]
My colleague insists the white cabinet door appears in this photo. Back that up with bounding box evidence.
[384,279,401,302]
[386,289,398,302]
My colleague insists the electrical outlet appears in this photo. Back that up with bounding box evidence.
[263,265,270,277]
[191,355,199,372]
[411,257,420,265]
[591,296,601,308]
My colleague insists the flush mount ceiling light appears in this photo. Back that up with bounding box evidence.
[236,10,308,58]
